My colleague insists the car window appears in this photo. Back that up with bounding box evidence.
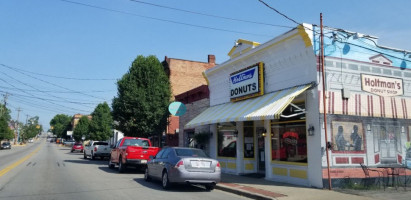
[160,148,172,159]
[116,139,122,148]
[123,139,149,147]
[155,148,166,159]
[175,149,208,157]
[94,142,108,146]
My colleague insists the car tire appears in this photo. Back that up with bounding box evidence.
[91,151,95,160]
[83,152,87,159]
[71,150,74,153]
[162,171,170,190]
[118,157,125,173]
[205,184,215,191]
[144,168,151,182]
[108,156,115,169]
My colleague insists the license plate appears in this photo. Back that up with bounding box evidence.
[190,160,211,168]
[140,160,147,164]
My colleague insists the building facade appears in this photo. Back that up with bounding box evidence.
[184,24,411,188]
[162,55,215,146]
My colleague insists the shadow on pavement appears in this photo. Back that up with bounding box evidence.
[133,178,211,193]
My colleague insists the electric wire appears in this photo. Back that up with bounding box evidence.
[59,0,274,38]
[0,73,91,113]
[129,0,294,29]
[0,63,116,81]
[0,63,108,101]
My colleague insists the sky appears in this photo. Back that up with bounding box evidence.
[1,0,411,131]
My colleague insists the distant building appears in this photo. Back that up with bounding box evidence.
[161,55,216,146]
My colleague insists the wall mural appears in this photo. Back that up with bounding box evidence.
[332,121,364,152]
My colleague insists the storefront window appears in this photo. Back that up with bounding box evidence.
[244,121,254,158]
[217,122,237,157]
[271,122,307,163]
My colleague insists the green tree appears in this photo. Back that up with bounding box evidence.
[21,116,42,141]
[50,114,71,138]
[89,102,113,141]
[73,116,90,142]
[0,104,14,141]
[112,55,171,138]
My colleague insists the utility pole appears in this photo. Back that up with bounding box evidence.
[16,107,21,144]
[321,13,332,190]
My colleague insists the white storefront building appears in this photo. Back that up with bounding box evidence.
[184,24,411,188]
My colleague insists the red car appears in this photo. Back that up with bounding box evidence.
[71,142,83,153]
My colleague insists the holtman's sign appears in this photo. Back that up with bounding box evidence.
[361,74,403,97]
[230,62,264,102]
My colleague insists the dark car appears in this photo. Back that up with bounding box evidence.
[71,143,83,153]
[1,142,11,150]
[144,147,221,190]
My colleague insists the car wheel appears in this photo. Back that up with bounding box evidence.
[205,184,215,191]
[118,157,125,173]
[83,152,87,159]
[144,168,151,182]
[71,150,74,153]
[91,152,95,160]
[162,171,170,189]
[108,156,115,169]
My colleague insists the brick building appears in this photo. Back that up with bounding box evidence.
[162,55,215,146]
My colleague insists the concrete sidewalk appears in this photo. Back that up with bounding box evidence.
[215,173,411,200]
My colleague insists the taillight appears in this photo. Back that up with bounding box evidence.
[175,160,184,168]
[216,162,220,168]
[94,147,97,151]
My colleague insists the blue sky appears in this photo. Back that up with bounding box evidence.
[1,0,410,130]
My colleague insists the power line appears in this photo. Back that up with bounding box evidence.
[0,63,116,81]
[0,74,91,113]
[129,0,294,29]
[59,0,274,38]
[0,63,107,101]
[0,85,114,94]
[257,0,300,25]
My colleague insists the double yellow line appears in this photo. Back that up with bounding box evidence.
[0,146,41,177]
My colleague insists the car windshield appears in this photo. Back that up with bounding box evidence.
[123,139,149,147]
[175,148,209,157]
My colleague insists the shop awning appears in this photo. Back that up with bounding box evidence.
[184,84,312,128]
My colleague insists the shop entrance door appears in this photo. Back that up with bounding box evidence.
[257,134,265,172]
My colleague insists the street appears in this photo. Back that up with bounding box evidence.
[0,138,249,200]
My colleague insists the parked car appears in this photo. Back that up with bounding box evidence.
[144,147,221,190]
[84,141,111,160]
[71,142,83,153]
[108,137,160,173]
[1,142,11,150]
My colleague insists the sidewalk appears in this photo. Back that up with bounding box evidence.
[216,173,387,200]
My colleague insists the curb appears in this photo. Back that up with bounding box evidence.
[216,183,277,200]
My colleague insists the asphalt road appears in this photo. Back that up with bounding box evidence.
[0,138,249,200]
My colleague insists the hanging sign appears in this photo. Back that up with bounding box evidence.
[230,62,264,102]
[168,101,187,116]
[361,74,403,97]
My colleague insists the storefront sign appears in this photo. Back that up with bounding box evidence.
[230,62,264,102]
[361,74,403,97]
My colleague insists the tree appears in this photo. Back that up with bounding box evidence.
[50,114,71,138]
[21,116,41,141]
[112,55,171,137]
[0,104,14,141]
[89,102,113,141]
[73,116,90,142]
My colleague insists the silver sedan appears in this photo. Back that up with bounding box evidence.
[144,147,221,191]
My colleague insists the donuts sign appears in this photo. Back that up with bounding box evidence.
[230,62,264,102]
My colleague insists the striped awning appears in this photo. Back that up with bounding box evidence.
[319,90,411,119]
[184,84,312,128]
